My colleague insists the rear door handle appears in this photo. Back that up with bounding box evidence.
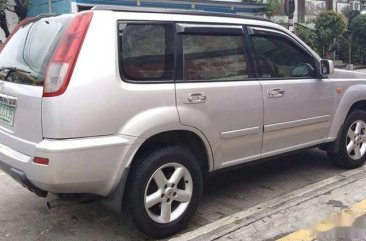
[183,93,207,104]
[267,88,285,98]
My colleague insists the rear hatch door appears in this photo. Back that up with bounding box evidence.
[0,15,71,155]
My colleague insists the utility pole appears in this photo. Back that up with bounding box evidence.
[285,0,295,32]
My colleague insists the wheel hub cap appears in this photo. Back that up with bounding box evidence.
[346,120,366,160]
[144,162,193,224]
[165,188,174,198]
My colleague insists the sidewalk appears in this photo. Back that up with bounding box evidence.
[170,165,366,241]
[355,68,366,73]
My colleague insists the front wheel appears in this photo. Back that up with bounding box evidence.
[127,146,203,238]
[329,110,366,169]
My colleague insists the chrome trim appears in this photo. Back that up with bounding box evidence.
[221,126,261,139]
[267,88,285,98]
[264,115,331,133]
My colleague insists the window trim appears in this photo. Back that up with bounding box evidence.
[176,24,255,83]
[117,21,176,84]
[176,23,244,35]
[247,27,318,80]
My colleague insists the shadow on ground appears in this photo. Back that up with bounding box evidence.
[0,149,343,241]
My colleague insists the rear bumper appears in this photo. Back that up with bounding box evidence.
[0,160,47,197]
[0,135,143,196]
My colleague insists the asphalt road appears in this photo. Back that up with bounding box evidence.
[0,148,347,241]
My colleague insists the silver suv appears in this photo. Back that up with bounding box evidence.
[1,7,366,238]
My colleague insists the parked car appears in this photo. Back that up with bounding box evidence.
[1,7,366,238]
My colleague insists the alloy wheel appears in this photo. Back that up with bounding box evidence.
[346,120,366,160]
[144,162,193,224]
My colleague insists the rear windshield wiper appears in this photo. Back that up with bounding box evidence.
[0,67,31,74]
[0,67,31,81]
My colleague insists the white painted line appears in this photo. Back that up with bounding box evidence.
[0,172,6,176]
[169,165,366,241]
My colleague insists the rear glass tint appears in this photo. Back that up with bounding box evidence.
[119,24,174,82]
[182,34,248,81]
[0,15,72,86]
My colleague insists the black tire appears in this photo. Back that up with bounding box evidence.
[329,110,366,169]
[126,146,203,238]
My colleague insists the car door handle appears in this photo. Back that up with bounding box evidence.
[267,88,285,98]
[183,93,207,104]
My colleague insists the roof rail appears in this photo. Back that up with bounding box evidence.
[92,5,272,22]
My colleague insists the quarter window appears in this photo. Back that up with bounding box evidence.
[182,34,248,81]
[251,35,316,79]
[120,24,174,81]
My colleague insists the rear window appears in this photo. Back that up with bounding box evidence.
[119,24,174,82]
[182,34,248,81]
[0,15,72,86]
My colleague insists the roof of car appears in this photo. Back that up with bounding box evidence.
[92,5,272,23]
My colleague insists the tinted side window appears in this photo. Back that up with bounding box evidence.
[251,35,315,79]
[120,24,174,81]
[182,34,248,81]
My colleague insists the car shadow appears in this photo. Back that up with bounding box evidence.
[0,149,344,241]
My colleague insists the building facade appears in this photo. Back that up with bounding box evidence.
[272,0,364,24]
[27,0,266,16]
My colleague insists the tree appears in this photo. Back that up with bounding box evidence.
[264,0,281,19]
[343,10,360,65]
[257,0,281,19]
[296,25,320,54]
[350,14,366,64]
[314,11,347,58]
[0,0,29,38]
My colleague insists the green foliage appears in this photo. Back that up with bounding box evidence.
[256,0,281,19]
[350,14,366,64]
[314,11,347,58]
[350,14,366,47]
[295,25,320,54]
[264,0,281,18]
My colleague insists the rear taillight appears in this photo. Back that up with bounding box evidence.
[43,12,93,97]
[0,18,34,53]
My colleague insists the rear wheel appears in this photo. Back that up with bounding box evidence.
[329,110,366,169]
[127,146,203,238]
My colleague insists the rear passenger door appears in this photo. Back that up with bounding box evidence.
[248,28,333,157]
[175,24,263,169]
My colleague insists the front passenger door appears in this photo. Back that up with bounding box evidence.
[249,28,334,158]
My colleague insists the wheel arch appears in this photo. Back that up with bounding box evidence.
[329,85,366,140]
[128,129,214,174]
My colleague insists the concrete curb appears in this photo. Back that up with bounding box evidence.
[169,166,366,241]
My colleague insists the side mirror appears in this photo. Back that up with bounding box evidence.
[319,60,335,78]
